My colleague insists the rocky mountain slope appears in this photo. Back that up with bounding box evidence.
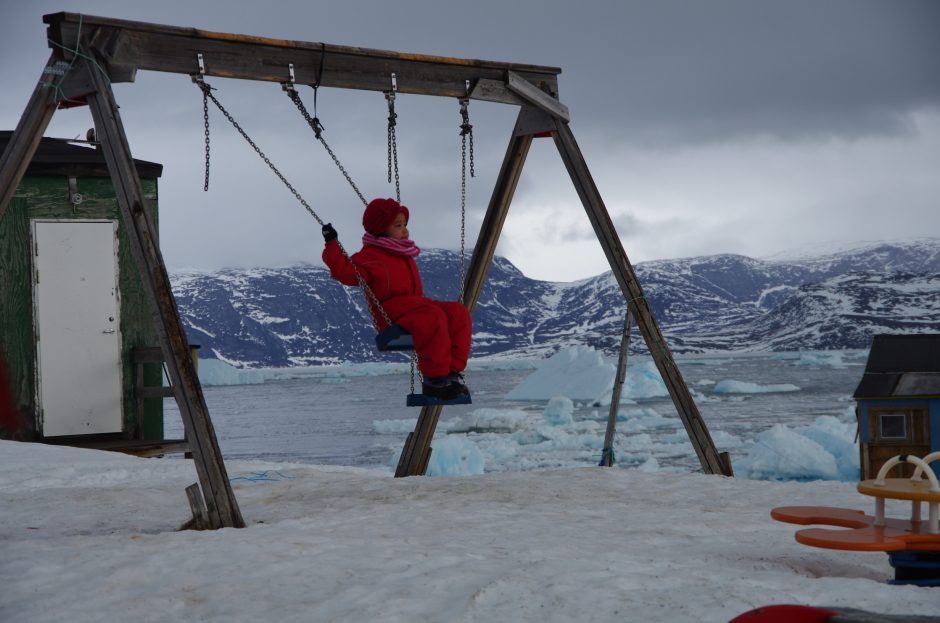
[169,239,940,367]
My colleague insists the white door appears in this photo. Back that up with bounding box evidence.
[33,220,124,436]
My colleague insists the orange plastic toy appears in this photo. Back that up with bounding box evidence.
[772,452,940,584]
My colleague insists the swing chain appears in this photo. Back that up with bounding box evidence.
[196,77,211,192]
[457,96,474,301]
[192,77,413,371]
[284,85,368,206]
[194,79,324,227]
[192,55,211,192]
[192,78,398,350]
[458,96,475,177]
[285,85,324,139]
[410,352,417,394]
[385,82,401,202]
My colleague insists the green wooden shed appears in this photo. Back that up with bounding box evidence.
[0,130,179,452]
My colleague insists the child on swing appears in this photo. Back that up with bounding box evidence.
[322,198,471,401]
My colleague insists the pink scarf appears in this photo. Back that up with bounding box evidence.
[362,233,421,258]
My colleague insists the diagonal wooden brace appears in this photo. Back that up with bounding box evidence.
[78,50,246,524]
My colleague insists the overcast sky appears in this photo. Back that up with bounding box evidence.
[3,1,938,281]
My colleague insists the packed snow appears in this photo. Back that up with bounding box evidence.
[6,346,932,621]
[3,440,938,622]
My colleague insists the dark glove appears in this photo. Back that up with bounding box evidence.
[322,222,338,243]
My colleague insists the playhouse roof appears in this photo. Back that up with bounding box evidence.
[0,131,162,178]
[853,334,940,399]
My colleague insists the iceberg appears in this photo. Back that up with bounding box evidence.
[543,397,574,426]
[735,410,860,481]
[505,346,667,403]
[426,437,485,476]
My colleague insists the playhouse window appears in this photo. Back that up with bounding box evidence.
[879,413,907,439]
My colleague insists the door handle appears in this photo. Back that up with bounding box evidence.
[101,329,116,334]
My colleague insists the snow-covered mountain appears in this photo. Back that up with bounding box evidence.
[170,239,940,367]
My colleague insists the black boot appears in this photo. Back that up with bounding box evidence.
[422,376,468,400]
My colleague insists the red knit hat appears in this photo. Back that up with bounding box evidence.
[362,198,409,235]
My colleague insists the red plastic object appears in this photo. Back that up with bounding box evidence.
[729,604,837,623]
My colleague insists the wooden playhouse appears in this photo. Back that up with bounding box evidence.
[0,130,184,453]
[771,336,940,586]
[854,334,940,480]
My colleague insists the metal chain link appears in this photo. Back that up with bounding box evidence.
[196,80,322,225]
[458,133,468,301]
[459,97,475,178]
[202,84,211,191]
[469,128,475,177]
[284,86,367,206]
[457,97,474,302]
[385,90,401,202]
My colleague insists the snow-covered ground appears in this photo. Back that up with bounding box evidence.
[2,440,938,622]
[4,347,937,621]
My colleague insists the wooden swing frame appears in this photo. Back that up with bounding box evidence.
[0,12,732,528]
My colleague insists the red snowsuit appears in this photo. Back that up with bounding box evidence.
[322,240,471,379]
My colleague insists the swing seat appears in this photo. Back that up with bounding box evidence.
[376,324,414,351]
[406,392,472,407]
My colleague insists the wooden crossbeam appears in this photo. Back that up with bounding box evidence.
[43,12,561,101]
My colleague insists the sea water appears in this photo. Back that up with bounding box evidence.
[165,350,868,478]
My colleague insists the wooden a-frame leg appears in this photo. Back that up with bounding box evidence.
[551,122,730,476]
[600,309,633,467]
[394,109,536,478]
[0,54,61,220]
[79,53,246,525]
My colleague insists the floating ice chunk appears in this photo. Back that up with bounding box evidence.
[506,346,667,403]
[426,437,485,477]
[305,362,406,379]
[372,419,418,434]
[506,346,615,401]
[712,380,800,394]
[622,361,669,400]
[791,351,849,369]
[735,423,845,481]
[443,409,529,434]
[470,359,538,371]
[709,429,745,450]
[197,359,409,386]
[797,414,859,480]
[618,408,675,433]
[198,359,265,386]
[543,397,574,426]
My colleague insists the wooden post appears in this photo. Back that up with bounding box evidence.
[394,109,536,477]
[551,122,730,476]
[0,54,61,220]
[79,53,245,526]
[182,483,211,531]
[600,309,633,467]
